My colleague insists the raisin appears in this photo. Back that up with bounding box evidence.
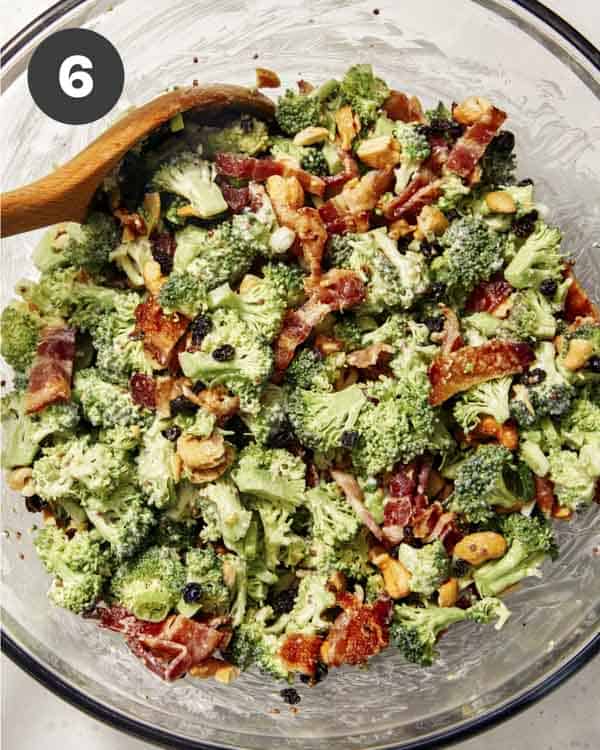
[270,587,298,616]
[451,558,471,578]
[419,240,441,261]
[162,426,182,442]
[429,282,446,301]
[340,430,359,449]
[492,130,515,153]
[313,661,329,684]
[151,232,176,275]
[539,278,558,297]
[517,178,534,187]
[520,368,546,386]
[512,210,538,238]
[170,395,197,416]
[190,314,212,346]
[425,316,444,333]
[25,495,48,513]
[267,416,296,450]
[587,355,600,374]
[418,119,463,139]
[212,344,236,362]
[182,582,203,604]
[280,688,301,705]
[224,415,252,450]
[192,380,206,394]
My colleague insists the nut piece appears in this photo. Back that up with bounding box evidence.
[266,174,305,212]
[177,433,226,471]
[417,205,449,238]
[356,135,401,170]
[438,578,459,608]
[335,105,361,151]
[293,126,330,146]
[143,259,165,297]
[454,532,507,566]
[388,218,415,241]
[7,467,34,495]
[453,96,492,125]
[369,545,411,599]
[215,663,241,684]
[485,191,517,214]
[195,385,240,423]
[256,67,281,88]
[187,445,235,485]
[563,338,594,371]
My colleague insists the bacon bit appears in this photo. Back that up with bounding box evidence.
[318,200,370,235]
[321,595,392,668]
[534,476,556,517]
[130,373,156,409]
[446,105,507,179]
[280,634,323,676]
[428,339,534,406]
[383,460,430,544]
[297,79,314,94]
[412,502,462,553]
[134,297,190,367]
[215,152,283,181]
[383,91,424,122]
[314,334,344,356]
[384,174,442,223]
[114,208,147,241]
[347,343,394,369]
[25,327,76,414]
[438,305,464,355]
[335,105,361,151]
[563,266,600,322]
[424,134,451,174]
[255,67,281,88]
[466,275,514,314]
[219,181,251,213]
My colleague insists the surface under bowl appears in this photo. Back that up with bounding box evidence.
[1,1,599,748]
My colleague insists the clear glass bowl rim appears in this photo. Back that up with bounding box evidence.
[0,1,599,748]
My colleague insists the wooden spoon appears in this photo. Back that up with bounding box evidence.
[0,84,275,238]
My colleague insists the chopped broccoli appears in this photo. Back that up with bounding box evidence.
[227,617,289,679]
[111,545,185,622]
[287,384,366,454]
[436,173,471,213]
[34,525,113,613]
[507,289,557,341]
[557,322,600,383]
[158,270,208,317]
[242,384,292,448]
[306,482,360,547]
[309,527,373,581]
[340,64,389,128]
[548,445,600,511]
[449,444,534,523]
[453,376,512,433]
[232,443,306,507]
[73,369,151,429]
[474,513,557,597]
[503,221,565,289]
[177,546,231,618]
[137,417,179,508]
[275,78,340,136]
[393,122,431,192]
[199,116,269,157]
[278,573,336,635]
[398,540,450,597]
[252,499,303,570]
[199,479,253,554]
[152,152,228,219]
[0,302,43,372]
[559,386,600,449]
[109,237,154,288]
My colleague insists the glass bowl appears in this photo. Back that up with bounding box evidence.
[1,1,599,748]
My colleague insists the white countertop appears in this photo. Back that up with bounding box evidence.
[1,1,599,748]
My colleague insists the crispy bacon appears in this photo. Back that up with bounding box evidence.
[134,297,190,367]
[384,172,441,223]
[446,105,507,178]
[383,91,424,123]
[342,168,394,214]
[324,152,360,197]
[383,460,430,544]
[534,475,556,517]
[321,594,392,668]
[347,343,394,369]
[25,327,76,414]
[424,134,451,174]
[280,633,323,676]
[439,305,464,355]
[466,275,513,314]
[563,267,600,322]
[331,469,384,541]
[219,181,251,213]
[214,153,325,196]
[428,339,534,406]
[129,373,156,409]
[318,200,370,235]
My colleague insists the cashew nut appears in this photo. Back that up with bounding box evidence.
[293,126,330,146]
[369,545,411,599]
[453,96,492,125]
[7,467,35,496]
[356,135,401,170]
[177,433,226,471]
[438,578,459,608]
[454,532,507,566]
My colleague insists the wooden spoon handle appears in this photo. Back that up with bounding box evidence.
[1,84,275,238]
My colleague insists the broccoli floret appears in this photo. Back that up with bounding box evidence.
[393,122,431,192]
[242,384,292,448]
[232,443,306,506]
[199,479,254,554]
[137,417,179,508]
[275,78,340,136]
[309,527,373,581]
[1,392,79,469]
[390,604,468,666]
[152,514,199,551]
[278,573,336,635]
[34,525,113,613]
[73,369,151,429]
[480,131,517,188]
[207,269,288,341]
[431,216,504,305]
[85,483,156,562]
[548,445,600,511]
[306,482,360,547]
[510,343,574,427]
[179,309,273,415]
[252,499,303,570]
[199,116,269,158]
[503,222,565,289]
[270,137,328,176]
[340,64,389,128]
[227,617,289,679]
[519,437,551,477]
[332,315,366,352]
[111,545,185,622]
[507,289,557,341]
[453,377,512,433]
[284,348,334,392]
[176,547,231,618]
[398,540,450,597]
[152,152,228,219]
[474,513,557,597]
[362,314,438,376]
[558,323,600,383]
[449,444,534,523]
[33,213,120,275]
[0,301,43,372]
[158,271,208,317]
[108,236,154,288]
[559,386,600,449]
[287,384,366,454]
[436,174,471,213]
[351,373,438,477]
[332,228,429,313]
[466,596,511,628]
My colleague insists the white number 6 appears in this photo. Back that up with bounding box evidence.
[59,55,94,98]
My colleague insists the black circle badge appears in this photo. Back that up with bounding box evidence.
[28,28,124,125]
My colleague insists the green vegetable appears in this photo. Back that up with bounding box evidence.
[199,117,269,157]
[0,302,43,372]
[177,547,231,618]
[398,540,450,597]
[152,152,228,219]
[504,222,565,290]
[453,377,512,433]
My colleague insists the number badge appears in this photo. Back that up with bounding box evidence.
[28,29,124,125]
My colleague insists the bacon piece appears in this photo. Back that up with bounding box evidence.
[215,152,325,196]
[321,595,392,668]
[438,305,464,355]
[347,343,394,369]
[25,327,76,414]
[428,339,534,406]
[383,461,430,544]
[219,181,251,213]
[383,91,424,123]
[280,633,323,676]
[272,270,366,374]
[424,135,451,174]
[563,267,600,322]
[255,67,280,88]
[129,373,156,409]
[534,475,556,517]
[384,174,441,223]
[318,200,370,235]
[341,168,394,215]
[134,297,190,367]
[331,469,384,542]
[466,275,513,314]
[281,163,326,198]
[446,106,507,178]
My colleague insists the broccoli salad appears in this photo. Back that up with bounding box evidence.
[2,64,599,686]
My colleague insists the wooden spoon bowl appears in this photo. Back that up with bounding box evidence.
[0,84,275,238]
